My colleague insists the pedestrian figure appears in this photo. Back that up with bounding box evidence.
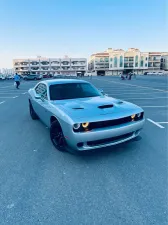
[14,73,21,89]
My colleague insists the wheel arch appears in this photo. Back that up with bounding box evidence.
[50,115,60,126]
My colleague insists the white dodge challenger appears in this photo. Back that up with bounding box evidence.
[28,79,145,153]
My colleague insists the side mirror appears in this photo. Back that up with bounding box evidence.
[99,89,108,96]
[35,94,41,99]
[99,89,104,94]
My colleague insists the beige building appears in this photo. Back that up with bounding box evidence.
[13,57,87,76]
[88,48,168,75]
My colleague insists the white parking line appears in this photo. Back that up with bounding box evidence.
[0,93,21,94]
[157,122,168,124]
[109,91,166,96]
[0,101,5,105]
[147,118,165,128]
[125,97,168,100]
[0,96,18,99]
[141,106,168,108]
[95,78,168,93]
[0,85,13,89]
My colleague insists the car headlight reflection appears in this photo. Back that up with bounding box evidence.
[82,122,89,128]
[137,113,141,118]
[73,122,90,132]
[131,114,136,120]
[73,123,81,130]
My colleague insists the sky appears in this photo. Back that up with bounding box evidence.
[0,0,167,68]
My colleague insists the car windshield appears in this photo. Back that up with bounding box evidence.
[49,83,101,100]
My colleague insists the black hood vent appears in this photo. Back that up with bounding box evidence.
[72,107,84,110]
[98,104,113,109]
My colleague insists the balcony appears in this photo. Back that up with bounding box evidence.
[51,61,60,65]
[61,62,70,66]
[31,67,40,71]
[41,67,50,71]
[71,61,86,66]
[61,67,71,70]
[21,67,30,71]
[71,67,85,70]
[40,61,50,65]
[148,57,161,62]
[51,67,60,70]
[30,62,39,66]
[14,62,20,66]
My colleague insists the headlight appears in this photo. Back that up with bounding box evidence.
[73,123,81,130]
[131,114,136,120]
[82,122,89,128]
[73,122,90,132]
[137,113,141,118]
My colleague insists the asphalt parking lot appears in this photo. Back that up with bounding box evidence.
[0,75,168,225]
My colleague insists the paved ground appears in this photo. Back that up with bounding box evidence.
[0,76,168,225]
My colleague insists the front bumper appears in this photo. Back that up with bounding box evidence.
[65,119,145,151]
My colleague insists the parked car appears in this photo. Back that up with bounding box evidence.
[7,75,14,80]
[23,74,42,80]
[43,74,52,78]
[144,72,148,75]
[147,72,156,75]
[0,75,6,80]
[28,79,145,153]
[158,72,164,75]
[53,74,64,78]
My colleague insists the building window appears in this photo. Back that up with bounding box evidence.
[114,57,118,67]
[124,57,128,62]
[105,57,109,62]
[120,56,123,67]
[135,55,138,62]
[100,58,104,62]
[140,61,144,67]
[135,62,138,67]
[110,58,113,62]
[110,64,112,68]
[145,63,147,67]
[146,57,148,61]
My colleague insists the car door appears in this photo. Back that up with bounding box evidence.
[33,83,50,126]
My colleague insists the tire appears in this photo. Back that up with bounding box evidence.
[29,101,39,120]
[50,121,67,152]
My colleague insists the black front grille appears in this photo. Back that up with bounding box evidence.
[87,132,133,146]
[73,112,144,132]
[89,113,144,130]
[90,116,132,130]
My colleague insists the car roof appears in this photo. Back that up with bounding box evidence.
[41,79,89,86]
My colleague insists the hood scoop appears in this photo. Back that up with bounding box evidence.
[98,104,113,109]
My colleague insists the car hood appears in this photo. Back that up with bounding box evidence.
[51,96,142,120]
